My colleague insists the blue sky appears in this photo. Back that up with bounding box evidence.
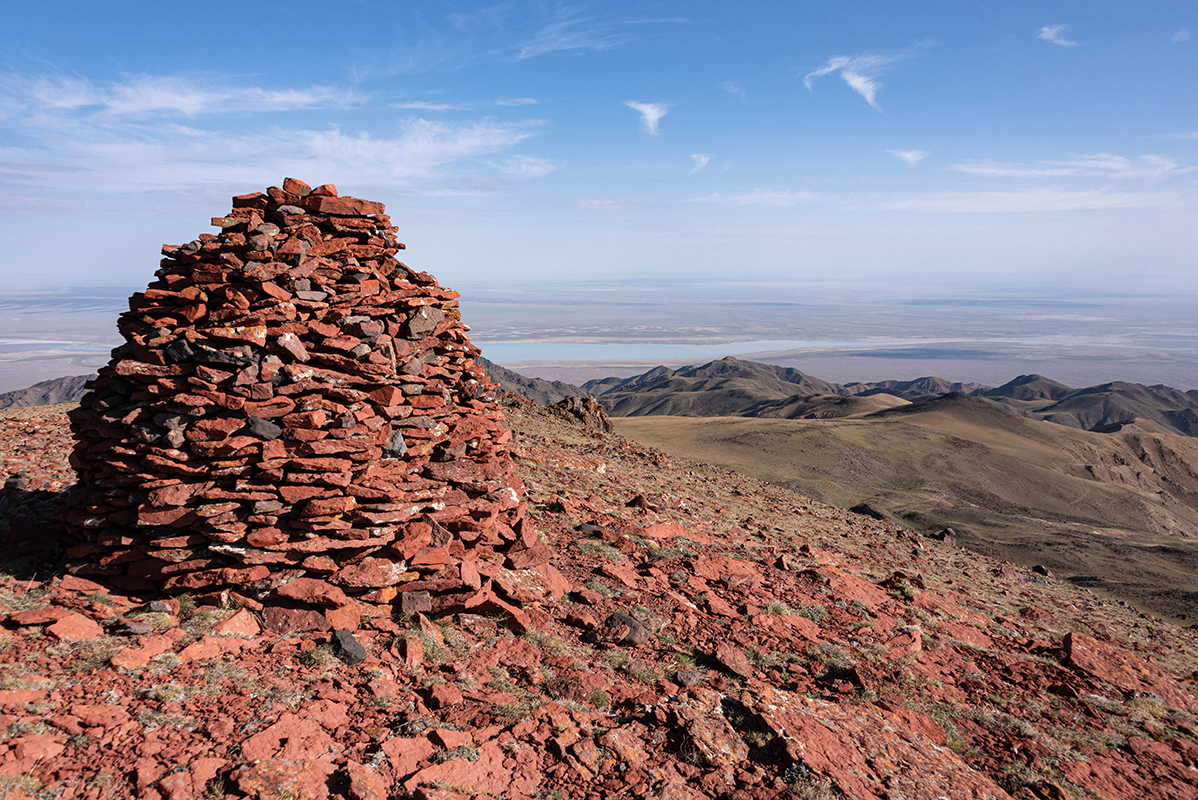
[1,2,1196,382]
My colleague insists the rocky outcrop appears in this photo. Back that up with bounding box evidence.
[0,375,92,409]
[550,395,614,433]
[477,357,589,405]
[65,180,535,629]
[5,398,1198,799]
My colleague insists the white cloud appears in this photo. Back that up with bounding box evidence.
[514,9,685,60]
[689,153,712,174]
[881,189,1169,213]
[627,101,669,135]
[1173,28,1191,43]
[693,189,818,207]
[888,149,929,167]
[803,48,917,109]
[718,81,747,102]
[950,153,1192,182]
[568,198,641,210]
[495,96,539,106]
[0,73,359,119]
[392,101,470,111]
[0,73,551,197]
[1038,25,1078,47]
[488,155,557,180]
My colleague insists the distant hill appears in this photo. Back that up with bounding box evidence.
[615,389,1198,622]
[844,375,987,401]
[0,375,92,410]
[477,357,588,405]
[984,376,1198,437]
[984,373,1073,401]
[588,358,1198,438]
[588,357,846,417]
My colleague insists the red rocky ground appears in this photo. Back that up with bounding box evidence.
[1,396,1197,799]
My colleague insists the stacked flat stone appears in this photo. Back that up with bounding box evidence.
[66,179,536,623]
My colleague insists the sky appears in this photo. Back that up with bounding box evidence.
[1,1,1196,389]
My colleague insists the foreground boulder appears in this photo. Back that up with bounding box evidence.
[66,179,535,624]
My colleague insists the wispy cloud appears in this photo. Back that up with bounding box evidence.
[0,73,545,196]
[568,198,641,210]
[888,149,929,167]
[718,81,747,102]
[950,153,1192,182]
[1173,28,1191,43]
[881,189,1170,213]
[689,153,712,174]
[514,9,685,60]
[392,101,471,111]
[487,155,557,180]
[693,189,818,207]
[627,101,669,135]
[1038,24,1078,47]
[0,73,359,119]
[1158,131,1198,140]
[495,96,539,106]
[803,44,927,109]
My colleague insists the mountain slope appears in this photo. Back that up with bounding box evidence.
[2,399,1197,799]
[0,374,92,409]
[615,394,1198,622]
[594,357,846,417]
[595,359,1198,438]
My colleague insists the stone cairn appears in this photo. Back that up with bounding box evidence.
[67,179,539,630]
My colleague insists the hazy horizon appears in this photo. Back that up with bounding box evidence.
[4,278,1196,394]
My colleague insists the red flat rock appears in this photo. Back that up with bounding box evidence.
[263,606,332,634]
[276,577,350,607]
[241,712,340,763]
[345,760,389,800]
[178,634,251,662]
[9,606,68,626]
[111,634,176,670]
[380,735,436,778]
[47,611,104,640]
[334,556,407,588]
[211,608,261,637]
[714,642,753,678]
[0,688,47,707]
[73,703,132,728]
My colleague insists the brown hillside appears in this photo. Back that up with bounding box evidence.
[615,397,1198,624]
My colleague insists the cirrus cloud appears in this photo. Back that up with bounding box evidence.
[1038,25,1078,47]
[0,72,546,197]
[626,101,670,135]
[888,149,929,167]
[803,43,930,109]
[692,188,819,207]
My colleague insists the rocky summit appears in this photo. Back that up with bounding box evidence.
[0,188,1196,799]
[65,180,536,634]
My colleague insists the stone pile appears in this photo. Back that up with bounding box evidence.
[66,179,537,626]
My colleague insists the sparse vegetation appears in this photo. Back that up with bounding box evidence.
[577,539,624,561]
[299,644,339,669]
[524,628,568,655]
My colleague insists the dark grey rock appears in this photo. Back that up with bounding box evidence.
[402,306,445,339]
[245,416,283,440]
[164,340,195,364]
[332,629,367,665]
[383,431,408,458]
